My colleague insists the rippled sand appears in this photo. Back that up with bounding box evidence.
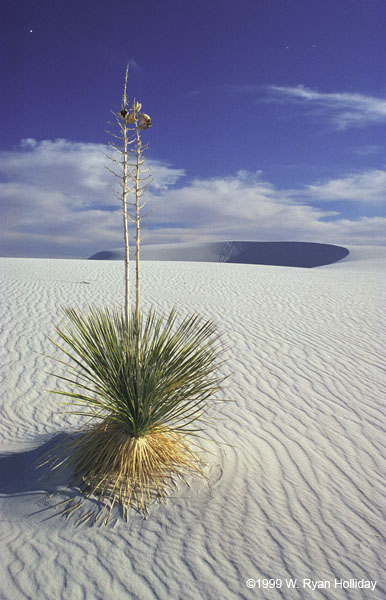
[0,247,385,599]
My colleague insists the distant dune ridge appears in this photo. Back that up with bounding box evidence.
[89,240,349,268]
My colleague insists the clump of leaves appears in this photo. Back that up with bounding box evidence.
[45,306,224,524]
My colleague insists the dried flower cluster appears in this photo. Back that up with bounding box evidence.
[120,101,152,129]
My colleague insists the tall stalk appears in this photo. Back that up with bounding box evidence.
[133,106,143,359]
[121,67,130,328]
[107,67,152,338]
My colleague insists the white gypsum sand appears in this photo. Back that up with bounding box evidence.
[0,246,385,599]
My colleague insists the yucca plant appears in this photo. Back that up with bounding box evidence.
[45,67,225,524]
[46,306,224,523]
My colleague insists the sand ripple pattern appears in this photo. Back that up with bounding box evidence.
[0,257,385,599]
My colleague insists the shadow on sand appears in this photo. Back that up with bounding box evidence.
[0,433,74,495]
[0,434,104,526]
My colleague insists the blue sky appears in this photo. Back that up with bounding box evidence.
[1,0,386,257]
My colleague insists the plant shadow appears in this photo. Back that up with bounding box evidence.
[1,432,137,529]
[0,433,74,495]
[0,433,91,526]
[0,433,223,526]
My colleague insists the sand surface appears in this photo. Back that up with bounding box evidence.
[0,247,385,599]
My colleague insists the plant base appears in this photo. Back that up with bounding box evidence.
[49,421,205,525]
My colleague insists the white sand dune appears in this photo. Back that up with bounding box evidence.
[89,240,350,268]
[0,245,385,599]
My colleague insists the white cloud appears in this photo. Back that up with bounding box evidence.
[299,169,386,204]
[265,85,386,130]
[0,138,385,257]
[0,139,185,257]
[144,173,385,246]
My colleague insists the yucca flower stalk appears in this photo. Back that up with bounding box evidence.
[107,65,152,333]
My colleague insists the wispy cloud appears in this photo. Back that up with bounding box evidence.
[0,139,385,257]
[126,58,142,72]
[297,169,386,204]
[354,145,382,157]
[264,85,386,130]
[192,83,386,130]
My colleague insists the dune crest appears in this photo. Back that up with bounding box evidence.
[89,240,349,268]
